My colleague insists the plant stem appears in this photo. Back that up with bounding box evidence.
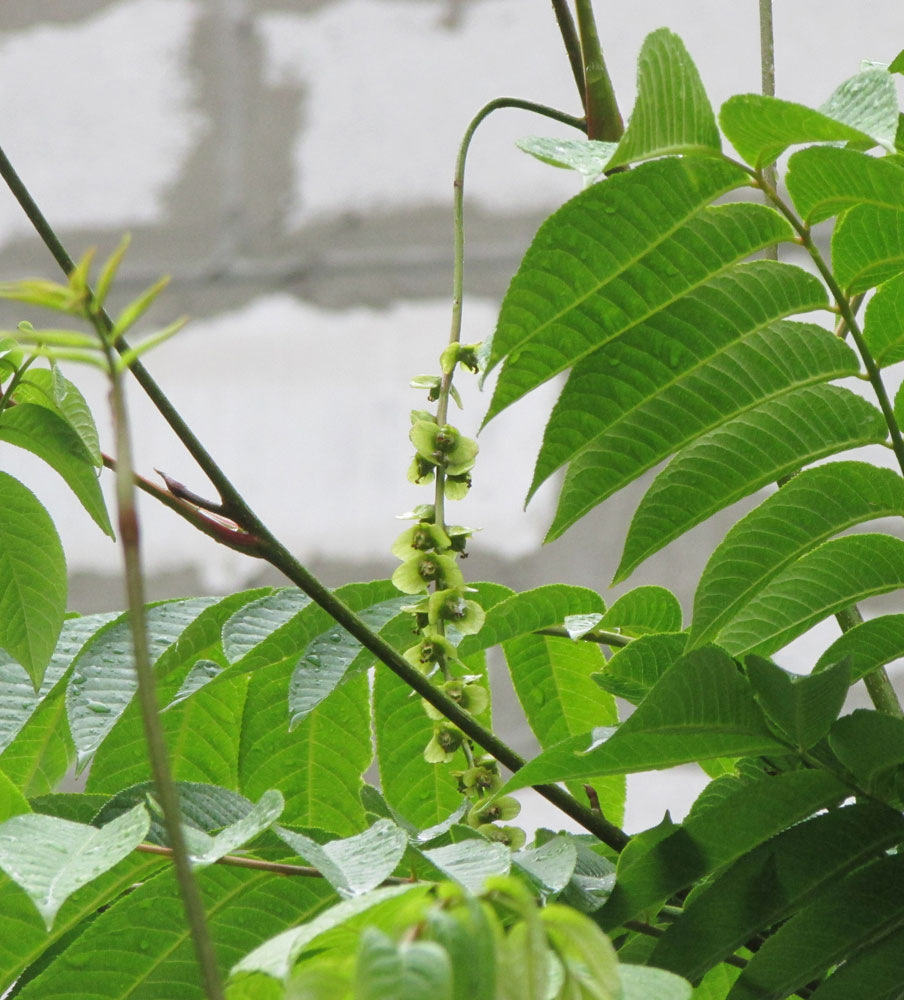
[836,605,904,717]
[574,0,624,141]
[758,0,778,259]
[101,352,224,998]
[534,626,631,648]
[549,0,587,110]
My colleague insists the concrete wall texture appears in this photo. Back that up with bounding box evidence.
[0,2,902,828]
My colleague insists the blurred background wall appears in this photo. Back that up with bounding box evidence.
[0,0,901,829]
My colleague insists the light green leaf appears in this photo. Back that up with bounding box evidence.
[786,146,904,225]
[66,598,215,768]
[593,633,688,704]
[720,94,881,169]
[599,586,682,636]
[222,589,312,663]
[356,927,452,1000]
[829,709,904,791]
[184,789,285,868]
[725,855,904,1000]
[512,836,578,897]
[0,802,149,929]
[0,404,112,536]
[607,28,720,169]
[690,462,904,648]
[482,156,753,422]
[651,801,904,982]
[716,533,904,657]
[818,66,899,152]
[562,613,603,639]
[529,262,829,506]
[232,883,432,982]
[0,768,29,823]
[457,584,597,658]
[420,841,511,893]
[619,965,692,1000]
[599,769,846,932]
[13,368,102,466]
[289,595,411,728]
[425,899,496,1000]
[832,204,904,292]
[0,472,67,690]
[502,633,623,826]
[276,819,408,897]
[613,386,886,580]
[813,613,904,679]
[745,656,850,749]
[500,647,782,794]
[865,272,904,366]
[516,136,616,177]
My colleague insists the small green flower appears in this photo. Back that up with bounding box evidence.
[455,762,502,797]
[407,454,436,485]
[396,503,436,522]
[422,679,489,720]
[390,522,451,560]
[468,795,521,827]
[424,724,464,764]
[427,589,486,635]
[410,421,478,474]
[403,633,460,673]
[393,553,465,595]
[444,472,472,499]
[477,824,526,850]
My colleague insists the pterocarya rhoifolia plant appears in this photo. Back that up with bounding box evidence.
[0,1,901,997]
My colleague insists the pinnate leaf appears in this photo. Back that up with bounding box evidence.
[832,204,904,293]
[864,272,904,366]
[814,613,904,679]
[184,789,284,868]
[599,586,682,636]
[607,28,720,169]
[593,633,688,704]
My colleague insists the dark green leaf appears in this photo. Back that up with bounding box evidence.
[500,647,782,794]
[832,204,904,293]
[607,28,720,169]
[599,586,682,636]
[651,801,904,982]
[745,656,850,749]
[786,146,904,225]
[726,855,904,1000]
[864,271,904,366]
[716,533,904,657]
[690,462,904,648]
[813,613,904,679]
[0,472,66,689]
[592,633,688,704]
[808,928,904,1000]
[614,386,885,579]
[457,584,596,658]
[829,709,904,792]
[482,156,753,422]
[527,263,828,504]
[598,770,846,931]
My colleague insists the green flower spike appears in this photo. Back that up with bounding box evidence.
[468,795,521,828]
[424,724,464,764]
[392,552,465,595]
[478,824,526,850]
[427,589,486,635]
[423,679,489,720]
[391,522,452,559]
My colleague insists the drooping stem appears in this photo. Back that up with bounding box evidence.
[574,0,624,141]
[549,0,587,109]
[102,353,224,998]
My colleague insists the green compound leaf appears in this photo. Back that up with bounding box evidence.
[516,136,616,178]
[613,386,886,581]
[593,633,688,705]
[725,855,904,1000]
[599,586,682,636]
[829,709,904,792]
[0,472,67,690]
[356,927,452,1000]
[0,802,149,929]
[864,272,904,366]
[814,613,904,679]
[500,647,781,794]
[12,368,102,466]
[598,769,846,933]
[502,634,623,826]
[745,656,850,750]
[786,146,904,225]
[482,156,753,422]
[529,262,828,504]
[690,462,904,648]
[607,28,720,169]
[716,533,904,657]
[457,584,600,658]
[651,801,904,983]
[832,204,904,293]
[276,820,408,898]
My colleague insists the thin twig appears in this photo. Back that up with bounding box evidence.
[549,0,587,109]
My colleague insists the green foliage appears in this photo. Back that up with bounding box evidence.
[0,10,903,1000]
